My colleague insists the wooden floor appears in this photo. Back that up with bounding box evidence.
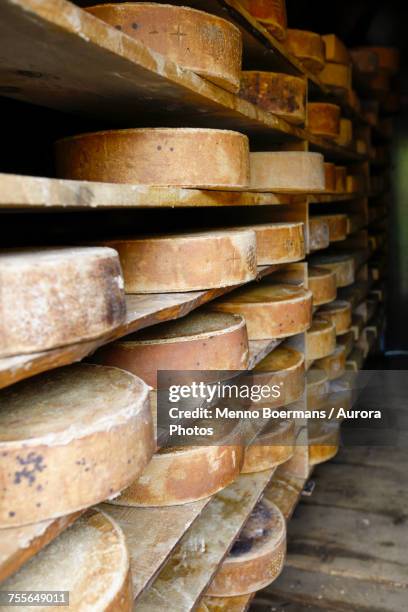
[251,445,408,612]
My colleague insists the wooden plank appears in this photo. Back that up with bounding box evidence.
[134,470,275,611]
[331,447,407,475]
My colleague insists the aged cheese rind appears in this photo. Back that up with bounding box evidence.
[306,318,336,360]
[250,152,325,192]
[240,0,287,41]
[228,222,305,264]
[253,346,305,407]
[206,499,286,596]
[86,3,242,93]
[102,229,257,293]
[0,509,132,611]
[308,266,337,306]
[286,30,325,74]
[317,300,352,335]
[242,419,295,473]
[320,62,351,91]
[322,34,350,65]
[313,214,348,242]
[307,103,341,140]
[309,217,330,251]
[307,368,330,410]
[314,345,346,381]
[0,247,125,359]
[55,128,250,189]
[211,284,313,340]
[239,72,306,124]
[309,422,340,465]
[92,311,249,388]
[309,253,355,288]
[336,118,353,147]
[0,365,154,527]
[324,162,336,192]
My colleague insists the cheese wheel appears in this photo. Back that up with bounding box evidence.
[0,365,153,527]
[206,499,286,596]
[337,330,354,357]
[86,3,242,93]
[306,318,336,360]
[335,166,347,192]
[309,421,340,465]
[242,419,295,473]
[228,222,305,264]
[322,34,350,65]
[308,266,337,306]
[314,345,346,380]
[0,509,132,611]
[336,118,353,147]
[307,368,330,409]
[92,311,249,388]
[317,300,352,335]
[309,217,330,251]
[239,72,306,124]
[313,214,348,242]
[202,596,250,611]
[309,253,355,288]
[55,128,250,189]
[253,346,305,407]
[0,247,125,359]
[307,103,341,140]
[109,421,243,506]
[286,30,325,74]
[102,229,257,293]
[324,162,336,192]
[240,0,287,41]
[211,284,313,340]
[320,62,351,91]
[250,152,325,192]
[364,47,399,74]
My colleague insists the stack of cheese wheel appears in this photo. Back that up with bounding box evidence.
[335,166,347,192]
[250,152,325,192]
[307,103,341,140]
[322,34,351,66]
[93,311,248,505]
[336,118,353,147]
[320,62,352,92]
[309,253,355,288]
[317,300,352,335]
[286,30,325,74]
[306,318,336,361]
[312,214,348,243]
[239,0,287,41]
[55,128,250,189]
[86,3,242,93]
[309,420,340,465]
[0,247,125,358]
[100,229,257,293]
[0,364,153,528]
[0,510,133,609]
[309,217,330,252]
[210,282,313,340]
[308,266,337,306]
[314,344,346,380]
[227,222,304,264]
[239,71,307,124]
[324,162,336,192]
[205,499,286,596]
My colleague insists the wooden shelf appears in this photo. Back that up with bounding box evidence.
[309,192,365,204]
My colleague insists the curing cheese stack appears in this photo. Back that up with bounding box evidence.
[86,3,242,93]
[93,311,249,388]
[308,266,337,306]
[286,30,325,74]
[317,300,352,335]
[1,509,132,610]
[206,499,286,596]
[0,364,153,528]
[55,128,250,189]
[211,283,313,340]
[309,253,355,288]
[307,103,341,140]
[309,421,340,465]
[0,247,125,359]
[239,72,306,124]
[240,0,287,41]
[102,229,257,293]
[242,418,295,473]
[312,214,348,242]
[314,345,346,380]
[252,346,305,407]
[322,34,350,65]
[228,222,305,265]
[306,318,336,360]
[309,217,330,251]
[307,368,330,410]
[250,152,325,192]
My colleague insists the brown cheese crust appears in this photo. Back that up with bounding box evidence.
[239,71,306,124]
[253,346,305,407]
[336,118,353,147]
[309,422,340,465]
[307,103,341,139]
[0,247,125,358]
[306,368,330,410]
[314,345,347,380]
[0,365,154,527]
[308,266,337,306]
[101,229,257,293]
[324,162,336,192]
[320,62,352,91]
[306,318,336,360]
[312,214,349,242]
[286,30,325,74]
[55,128,250,189]
[322,34,350,65]
[86,3,242,93]
[242,419,295,473]
[309,253,355,288]
[335,166,347,192]
[228,222,305,265]
[240,0,287,41]
[316,300,352,335]
[250,152,325,192]
[309,217,330,251]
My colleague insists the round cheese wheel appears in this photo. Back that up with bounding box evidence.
[314,345,346,381]
[0,365,153,527]
[306,318,336,360]
[322,35,350,65]
[250,152,325,192]
[324,162,336,192]
[102,229,257,293]
[320,62,351,91]
[308,253,355,288]
[364,47,399,74]
[206,499,286,596]
[211,284,313,340]
[93,311,249,388]
[240,0,287,41]
[286,30,325,74]
[307,103,341,140]
[228,222,304,265]
[309,421,340,465]
[317,300,352,335]
[253,346,305,407]
[307,368,330,409]
[86,3,242,93]
[0,509,132,610]
[308,266,337,306]
[55,128,250,189]
[336,118,353,147]
[335,166,347,192]
[0,247,125,359]
[309,217,330,251]
[239,72,306,124]
[242,418,295,473]
[313,214,348,242]
[109,421,243,506]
